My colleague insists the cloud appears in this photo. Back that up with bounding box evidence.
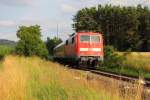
[70,0,150,7]
[108,0,150,6]
[0,20,16,27]
[108,0,126,6]
[61,4,77,13]
[0,0,36,6]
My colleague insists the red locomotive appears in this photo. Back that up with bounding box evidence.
[54,32,104,68]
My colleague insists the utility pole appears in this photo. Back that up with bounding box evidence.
[106,20,109,45]
[57,24,59,38]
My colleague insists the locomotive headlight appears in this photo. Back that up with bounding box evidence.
[80,48,88,51]
[92,48,101,52]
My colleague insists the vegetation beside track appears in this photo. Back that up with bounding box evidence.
[122,52,150,71]
[98,46,150,78]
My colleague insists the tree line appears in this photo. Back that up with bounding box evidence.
[73,5,150,51]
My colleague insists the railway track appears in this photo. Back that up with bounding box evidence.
[76,68,150,88]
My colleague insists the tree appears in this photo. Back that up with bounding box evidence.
[46,37,62,55]
[15,25,48,58]
[73,7,100,32]
[137,6,150,51]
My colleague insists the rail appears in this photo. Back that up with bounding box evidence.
[76,68,150,88]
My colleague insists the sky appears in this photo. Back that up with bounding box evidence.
[0,0,149,41]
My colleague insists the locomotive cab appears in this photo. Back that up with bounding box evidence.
[77,32,104,67]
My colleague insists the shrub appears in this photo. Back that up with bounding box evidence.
[0,45,14,60]
[15,25,48,58]
[101,45,125,68]
[46,37,62,56]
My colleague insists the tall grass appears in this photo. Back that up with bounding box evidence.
[123,52,150,71]
[0,56,146,100]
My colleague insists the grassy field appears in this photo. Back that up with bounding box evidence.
[0,55,145,100]
[123,52,150,71]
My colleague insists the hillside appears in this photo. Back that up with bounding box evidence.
[0,39,16,46]
[0,56,144,100]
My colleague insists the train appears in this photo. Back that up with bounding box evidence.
[53,32,104,68]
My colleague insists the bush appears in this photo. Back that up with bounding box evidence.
[46,37,62,56]
[15,25,48,58]
[100,45,125,68]
[0,45,14,60]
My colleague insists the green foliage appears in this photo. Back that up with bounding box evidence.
[46,37,62,56]
[0,45,14,60]
[73,4,150,51]
[102,45,125,68]
[73,7,101,32]
[15,25,48,58]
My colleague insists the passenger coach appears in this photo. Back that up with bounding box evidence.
[54,32,104,68]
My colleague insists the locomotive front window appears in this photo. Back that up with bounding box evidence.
[80,35,100,42]
[80,35,90,42]
[91,36,100,42]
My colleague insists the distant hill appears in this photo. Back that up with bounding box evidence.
[0,39,16,46]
